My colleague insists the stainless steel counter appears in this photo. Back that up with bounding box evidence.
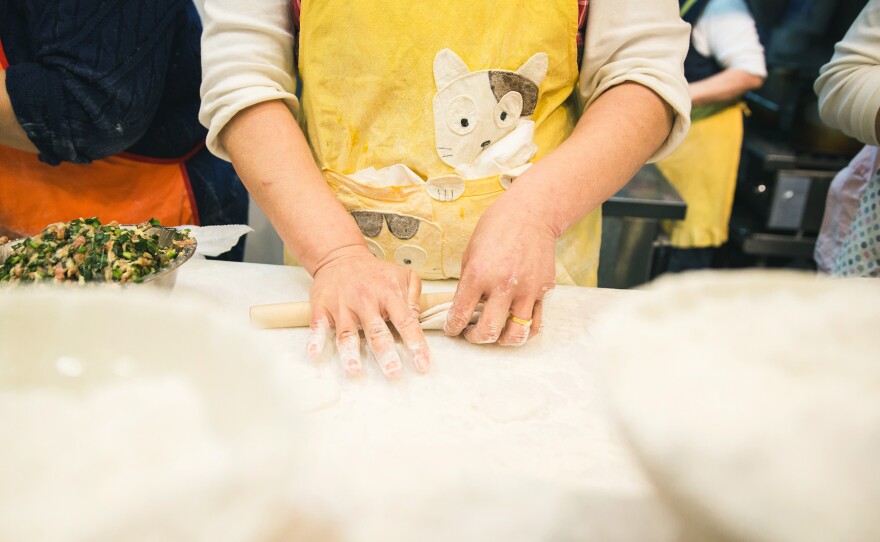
[603,164,687,221]
[599,165,686,289]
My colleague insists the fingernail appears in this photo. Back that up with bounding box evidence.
[306,342,323,360]
[414,353,430,373]
[407,342,431,373]
[307,319,330,360]
[511,334,529,347]
[464,326,497,344]
[345,359,361,376]
[338,337,361,375]
[384,362,401,378]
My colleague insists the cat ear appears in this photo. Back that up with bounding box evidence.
[516,53,548,86]
[434,49,471,90]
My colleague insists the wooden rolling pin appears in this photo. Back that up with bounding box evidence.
[250,291,456,329]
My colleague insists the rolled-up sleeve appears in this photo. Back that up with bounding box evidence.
[198,0,300,161]
[578,0,692,162]
[814,0,880,147]
[700,0,767,78]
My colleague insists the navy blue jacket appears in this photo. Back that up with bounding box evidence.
[0,0,247,259]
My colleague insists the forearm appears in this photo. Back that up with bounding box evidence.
[219,100,367,274]
[497,82,674,237]
[0,71,37,153]
[815,0,880,146]
[689,69,765,107]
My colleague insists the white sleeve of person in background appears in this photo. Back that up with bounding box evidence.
[691,0,768,78]
[815,0,880,147]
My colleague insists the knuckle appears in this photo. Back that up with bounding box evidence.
[506,329,530,346]
[445,312,470,329]
[394,311,420,331]
[366,321,390,343]
[472,323,501,343]
[483,332,501,343]
[335,328,359,342]
[386,274,403,293]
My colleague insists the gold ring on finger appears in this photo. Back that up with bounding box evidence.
[508,313,533,327]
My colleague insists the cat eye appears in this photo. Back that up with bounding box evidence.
[447,96,477,135]
[494,91,523,128]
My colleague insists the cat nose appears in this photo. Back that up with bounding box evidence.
[481,140,491,148]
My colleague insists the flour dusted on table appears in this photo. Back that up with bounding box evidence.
[474,377,551,423]
[267,297,661,542]
[0,376,247,542]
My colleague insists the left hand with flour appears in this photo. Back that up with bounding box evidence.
[444,196,557,346]
[444,83,680,346]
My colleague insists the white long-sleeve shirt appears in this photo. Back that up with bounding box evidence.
[815,0,880,147]
[691,0,767,77]
[198,0,692,163]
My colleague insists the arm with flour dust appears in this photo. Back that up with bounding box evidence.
[443,0,692,346]
[201,0,431,379]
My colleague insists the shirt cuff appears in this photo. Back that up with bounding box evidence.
[4,63,69,165]
[583,70,692,163]
[851,76,880,147]
[817,67,880,147]
[200,86,300,162]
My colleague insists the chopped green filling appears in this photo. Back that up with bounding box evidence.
[0,217,194,284]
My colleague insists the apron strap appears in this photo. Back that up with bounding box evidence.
[680,0,710,24]
[0,39,8,70]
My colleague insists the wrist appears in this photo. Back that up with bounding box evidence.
[310,242,372,277]
[489,189,565,239]
[498,176,580,239]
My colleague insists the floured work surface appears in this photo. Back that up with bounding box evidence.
[175,260,677,542]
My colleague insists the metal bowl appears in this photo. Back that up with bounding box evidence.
[0,226,197,289]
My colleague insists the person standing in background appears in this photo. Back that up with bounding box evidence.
[199,0,692,374]
[814,0,880,277]
[656,0,767,272]
[0,0,248,260]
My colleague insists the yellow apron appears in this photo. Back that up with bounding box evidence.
[293,0,601,286]
[656,104,745,248]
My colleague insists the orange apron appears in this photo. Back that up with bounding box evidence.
[0,37,199,237]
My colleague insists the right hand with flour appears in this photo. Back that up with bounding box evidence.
[307,245,431,378]
[219,103,432,380]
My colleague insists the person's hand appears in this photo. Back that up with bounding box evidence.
[444,201,556,346]
[307,245,430,378]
